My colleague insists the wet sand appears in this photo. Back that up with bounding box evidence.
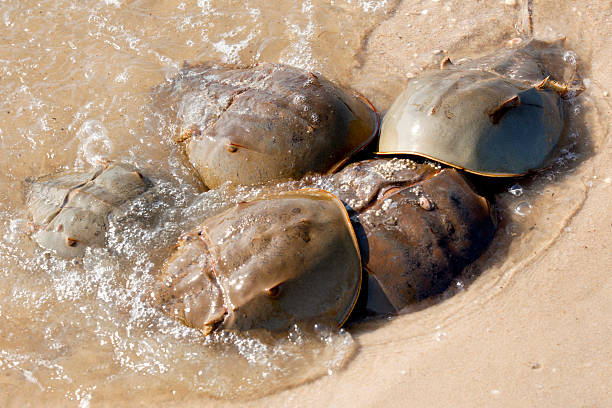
[215,1,612,407]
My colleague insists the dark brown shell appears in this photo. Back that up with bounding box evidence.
[156,189,362,333]
[164,62,379,189]
[330,159,496,314]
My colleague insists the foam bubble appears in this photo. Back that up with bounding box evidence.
[77,120,113,166]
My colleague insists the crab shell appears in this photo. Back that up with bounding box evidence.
[378,39,571,177]
[167,62,379,189]
[25,163,149,258]
[156,189,362,333]
[330,159,496,314]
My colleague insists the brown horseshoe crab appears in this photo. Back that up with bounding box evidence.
[25,162,150,258]
[155,189,362,333]
[160,62,379,189]
[378,39,580,176]
[329,158,497,314]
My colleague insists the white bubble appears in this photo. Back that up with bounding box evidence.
[563,50,578,66]
[508,184,523,196]
[114,71,129,84]
[514,202,532,216]
[77,120,113,166]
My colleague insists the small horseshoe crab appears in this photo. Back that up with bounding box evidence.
[155,189,362,333]
[160,62,379,189]
[25,162,150,258]
[328,158,497,315]
[378,39,581,176]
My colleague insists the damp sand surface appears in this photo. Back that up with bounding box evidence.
[0,0,611,406]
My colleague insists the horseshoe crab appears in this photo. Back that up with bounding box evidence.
[155,189,362,333]
[378,39,578,176]
[329,158,496,314]
[161,62,379,189]
[25,162,149,258]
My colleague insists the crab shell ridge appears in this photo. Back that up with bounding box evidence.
[171,62,380,188]
[156,188,362,333]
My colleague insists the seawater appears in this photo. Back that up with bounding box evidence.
[0,0,604,405]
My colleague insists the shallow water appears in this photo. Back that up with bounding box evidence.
[0,0,607,405]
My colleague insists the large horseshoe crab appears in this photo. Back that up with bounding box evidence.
[328,158,497,314]
[159,62,379,189]
[25,162,150,257]
[155,189,362,333]
[378,39,579,176]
